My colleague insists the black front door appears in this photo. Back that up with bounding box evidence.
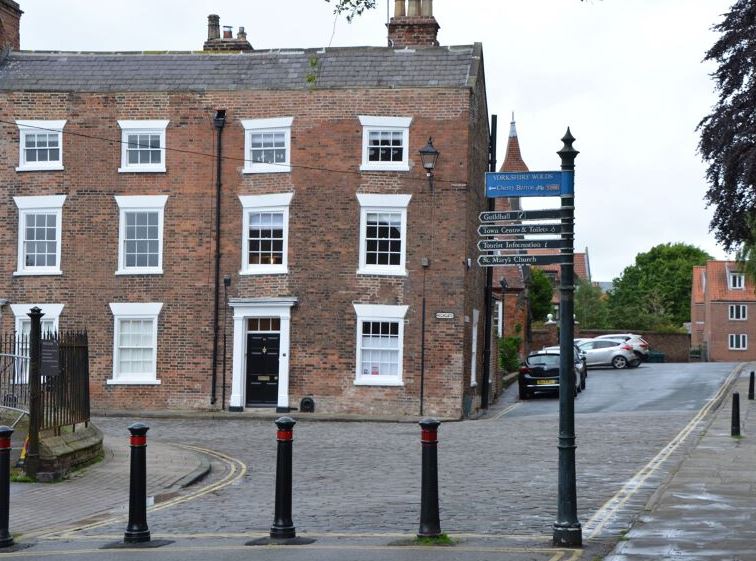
[246,334,280,405]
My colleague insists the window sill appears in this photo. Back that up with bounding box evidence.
[13,270,62,276]
[116,269,164,276]
[360,163,410,172]
[16,164,65,172]
[239,267,288,276]
[242,165,291,174]
[354,378,404,387]
[357,268,408,277]
[118,167,166,174]
[107,378,161,385]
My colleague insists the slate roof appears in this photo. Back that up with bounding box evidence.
[0,44,481,92]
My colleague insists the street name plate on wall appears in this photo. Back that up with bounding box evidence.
[41,339,59,377]
[435,312,455,320]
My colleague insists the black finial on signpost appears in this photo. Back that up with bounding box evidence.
[557,128,579,169]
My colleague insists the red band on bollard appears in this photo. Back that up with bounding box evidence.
[277,429,293,442]
[421,428,437,443]
[130,435,147,447]
[0,438,10,450]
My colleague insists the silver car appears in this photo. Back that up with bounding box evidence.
[577,338,637,369]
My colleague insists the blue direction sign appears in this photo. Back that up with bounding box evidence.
[485,171,563,198]
[478,239,568,251]
[478,224,561,236]
[479,209,562,222]
[478,254,570,267]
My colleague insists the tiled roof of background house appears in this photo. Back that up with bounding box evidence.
[0,45,481,92]
[705,260,756,302]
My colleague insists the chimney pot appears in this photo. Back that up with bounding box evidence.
[237,26,246,40]
[207,14,220,41]
[421,0,433,17]
[393,0,405,17]
[223,26,233,39]
[407,0,421,16]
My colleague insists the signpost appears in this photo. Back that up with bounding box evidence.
[478,224,561,236]
[477,239,568,252]
[479,129,581,548]
[485,171,563,198]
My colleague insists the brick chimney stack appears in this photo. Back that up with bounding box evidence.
[387,0,439,48]
[0,0,22,51]
[203,14,253,52]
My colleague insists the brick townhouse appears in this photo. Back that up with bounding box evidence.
[691,260,756,361]
[0,0,498,417]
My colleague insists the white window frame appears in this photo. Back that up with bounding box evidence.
[729,333,748,351]
[10,303,64,336]
[239,193,294,276]
[356,193,411,277]
[729,273,745,290]
[108,302,163,385]
[241,117,293,174]
[496,300,503,338]
[471,309,480,387]
[729,304,748,321]
[353,303,408,387]
[14,195,66,276]
[115,195,168,275]
[16,120,66,172]
[359,116,412,172]
[117,120,169,173]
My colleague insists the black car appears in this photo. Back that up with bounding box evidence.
[518,350,582,400]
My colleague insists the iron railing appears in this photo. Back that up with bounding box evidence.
[0,333,30,412]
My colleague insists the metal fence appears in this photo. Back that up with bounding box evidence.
[0,330,90,434]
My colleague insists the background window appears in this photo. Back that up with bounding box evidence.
[16,120,66,171]
[729,304,747,320]
[239,193,293,275]
[729,333,747,350]
[368,130,404,163]
[241,117,293,174]
[729,273,745,289]
[108,302,162,384]
[115,196,167,275]
[248,212,284,265]
[353,304,408,386]
[357,194,411,276]
[117,120,169,173]
[359,116,412,171]
[14,195,66,276]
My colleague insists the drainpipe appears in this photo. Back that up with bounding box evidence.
[480,115,497,409]
[211,109,226,406]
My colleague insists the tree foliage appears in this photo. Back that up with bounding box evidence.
[698,0,756,251]
[529,268,554,322]
[574,278,609,329]
[607,243,711,330]
[736,216,756,286]
[324,0,377,22]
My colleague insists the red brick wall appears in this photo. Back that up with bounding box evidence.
[0,1,21,50]
[387,17,439,48]
[0,85,487,418]
[705,303,756,361]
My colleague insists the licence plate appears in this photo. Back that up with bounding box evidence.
[537,379,555,385]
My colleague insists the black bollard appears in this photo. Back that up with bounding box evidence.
[749,372,754,401]
[418,418,441,538]
[124,423,151,544]
[270,417,296,540]
[0,427,13,548]
[731,393,741,437]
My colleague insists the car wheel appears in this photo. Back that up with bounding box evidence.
[612,355,628,369]
[629,358,641,368]
[519,384,529,400]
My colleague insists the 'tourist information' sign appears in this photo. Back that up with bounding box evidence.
[485,171,563,198]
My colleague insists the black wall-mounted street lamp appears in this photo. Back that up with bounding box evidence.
[419,137,439,191]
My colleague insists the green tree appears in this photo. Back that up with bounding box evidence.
[698,0,756,251]
[574,278,609,329]
[324,0,376,21]
[736,216,756,285]
[529,268,554,323]
[607,243,711,330]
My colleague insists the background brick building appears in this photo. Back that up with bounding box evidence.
[691,260,756,361]
[0,0,498,418]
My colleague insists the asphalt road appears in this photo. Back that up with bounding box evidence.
[10,361,739,561]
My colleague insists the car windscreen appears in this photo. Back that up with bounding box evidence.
[527,354,560,367]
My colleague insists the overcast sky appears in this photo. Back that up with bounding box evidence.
[18,0,733,281]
